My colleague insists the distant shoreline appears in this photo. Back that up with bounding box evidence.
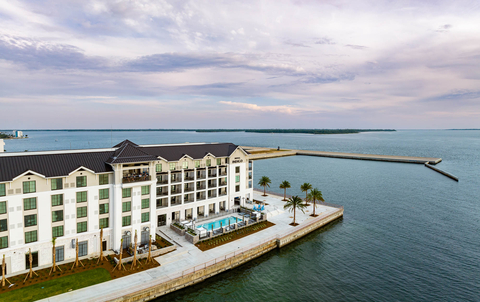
[0,129,396,135]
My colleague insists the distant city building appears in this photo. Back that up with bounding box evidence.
[12,130,23,138]
[0,140,253,275]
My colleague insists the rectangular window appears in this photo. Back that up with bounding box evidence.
[99,203,109,214]
[0,183,6,197]
[24,214,37,227]
[77,207,87,218]
[0,201,6,214]
[52,225,64,237]
[141,185,150,195]
[76,191,87,203]
[236,185,240,192]
[51,178,63,190]
[195,160,200,168]
[169,163,175,171]
[76,176,87,187]
[51,194,63,206]
[25,230,37,243]
[156,164,162,172]
[217,158,221,165]
[122,216,131,227]
[24,197,37,210]
[77,221,87,233]
[0,219,7,232]
[141,198,150,209]
[25,251,38,268]
[122,201,131,212]
[235,166,240,173]
[78,241,88,257]
[122,188,131,198]
[23,181,36,193]
[99,174,109,185]
[0,236,7,249]
[206,159,211,167]
[141,212,150,223]
[99,217,109,229]
[55,246,64,262]
[52,210,63,222]
[235,175,240,183]
[182,161,188,169]
[99,188,109,200]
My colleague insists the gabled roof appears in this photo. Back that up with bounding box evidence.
[113,139,138,148]
[106,140,157,164]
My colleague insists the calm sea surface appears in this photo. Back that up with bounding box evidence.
[3,130,479,301]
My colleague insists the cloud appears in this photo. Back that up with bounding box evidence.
[219,101,302,114]
[345,44,368,50]
[436,24,453,32]
[315,37,335,45]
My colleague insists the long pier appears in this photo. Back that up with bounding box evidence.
[243,146,442,164]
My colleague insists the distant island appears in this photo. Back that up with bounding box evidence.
[16,129,396,134]
[0,132,14,139]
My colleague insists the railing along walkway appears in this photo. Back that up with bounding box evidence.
[253,188,344,209]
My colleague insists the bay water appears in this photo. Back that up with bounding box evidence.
[3,130,479,301]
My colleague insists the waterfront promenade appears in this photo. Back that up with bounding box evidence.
[40,191,342,302]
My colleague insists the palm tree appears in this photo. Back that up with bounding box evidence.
[307,188,324,217]
[258,176,272,196]
[284,196,307,226]
[279,180,291,201]
[301,183,312,204]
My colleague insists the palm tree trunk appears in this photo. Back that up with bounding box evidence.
[313,198,316,216]
[263,185,266,196]
[284,188,286,200]
[305,192,308,204]
[293,206,296,225]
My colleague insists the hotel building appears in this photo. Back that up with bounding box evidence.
[0,140,253,275]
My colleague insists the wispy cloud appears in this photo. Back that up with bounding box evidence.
[219,101,302,114]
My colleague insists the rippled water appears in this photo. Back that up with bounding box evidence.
[3,130,479,301]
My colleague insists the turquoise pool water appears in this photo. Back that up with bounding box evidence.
[198,216,242,230]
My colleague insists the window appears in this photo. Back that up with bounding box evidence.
[23,181,36,193]
[0,184,5,197]
[122,188,131,198]
[122,201,131,212]
[99,174,109,185]
[25,251,38,268]
[141,198,150,209]
[52,225,64,237]
[24,198,37,210]
[99,218,109,229]
[77,207,87,218]
[217,158,221,165]
[99,188,109,200]
[235,175,240,183]
[141,212,150,223]
[0,236,7,249]
[55,246,64,262]
[78,241,88,257]
[99,203,109,214]
[169,163,175,171]
[141,185,150,195]
[76,176,87,187]
[206,159,211,167]
[141,230,149,245]
[182,161,188,169]
[156,164,162,172]
[0,201,6,214]
[122,216,131,227]
[236,185,240,192]
[25,230,37,243]
[77,221,87,233]
[195,160,200,168]
[235,166,240,173]
[51,178,63,190]
[52,210,63,222]
[0,219,7,232]
[24,214,37,227]
[76,191,87,203]
[51,194,63,206]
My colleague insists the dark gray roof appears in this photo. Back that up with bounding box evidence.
[0,140,242,182]
[0,151,114,182]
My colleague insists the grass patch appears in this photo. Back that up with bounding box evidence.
[1,268,111,302]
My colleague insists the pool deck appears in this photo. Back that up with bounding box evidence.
[40,190,342,302]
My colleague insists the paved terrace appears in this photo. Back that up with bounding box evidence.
[41,190,340,302]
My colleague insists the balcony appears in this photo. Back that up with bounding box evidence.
[122,174,151,184]
[156,198,168,208]
[208,181,217,188]
[184,186,195,193]
[156,176,169,184]
[184,173,195,181]
[196,194,206,201]
[219,180,227,186]
[208,190,217,199]
[218,189,227,196]
[171,173,182,183]
[196,173,206,180]
[184,193,194,203]
[170,185,182,195]
[171,197,182,206]
[219,169,227,176]
[156,189,168,196]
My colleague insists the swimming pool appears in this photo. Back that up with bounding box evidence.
[198,216,242,230]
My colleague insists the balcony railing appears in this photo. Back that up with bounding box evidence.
[219,171,227,176]
[197,196,206,201]
[184,187,194,192]
[208,182,217,188]
[184,176,195,181]
[196,174,206,179]
[184,198,194,203]
[219,191,227,196]
[122,175,151,184]
[157,191,168,196]
[219,181,227,186]
[156,178,169,184]
[171,199,182,206]
[171,177,182,183]
[208,173,217,178]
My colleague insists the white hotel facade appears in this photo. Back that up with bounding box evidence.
[0,140,253,275]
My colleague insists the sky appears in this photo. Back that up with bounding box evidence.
[0,0,479,129]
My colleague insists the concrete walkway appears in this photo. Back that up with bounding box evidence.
[41,191,338,302]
